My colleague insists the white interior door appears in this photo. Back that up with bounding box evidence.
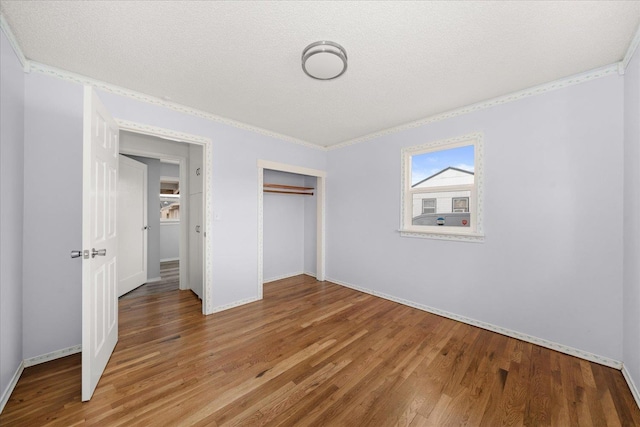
[82,86,119,401]
[117,155,148,297]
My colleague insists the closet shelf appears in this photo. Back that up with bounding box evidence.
[264,183,314,196]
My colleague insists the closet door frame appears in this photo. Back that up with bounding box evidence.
[257,160,326,299]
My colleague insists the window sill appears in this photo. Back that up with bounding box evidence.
[398,229,485,243]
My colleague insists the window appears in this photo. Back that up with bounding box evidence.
[400,133,484,241]
[422,198,436,214]
[452,197,469,213]
[160,178,180,221]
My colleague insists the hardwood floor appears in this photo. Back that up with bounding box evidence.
[2,275,639,426]
[120,260,180,299]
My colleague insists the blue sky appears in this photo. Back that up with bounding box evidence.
[411,145,474,185]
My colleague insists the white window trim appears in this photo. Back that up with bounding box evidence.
[400,132,484,242]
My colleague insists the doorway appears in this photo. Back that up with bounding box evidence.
[116,121,213,314]
[117,154,183,299]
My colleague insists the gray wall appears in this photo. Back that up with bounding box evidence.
[263,169,306,281]
[121,152,161,280]
[326,74,625,362]
[623,45,640,394]
[0,29,24,402]
[160,222,180,261]
[263,171,318,281]
[160,162,179,178]
[22,71,84,359]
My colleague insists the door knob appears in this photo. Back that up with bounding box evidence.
[143,225,151,230]
[70,250,82,259]
[91,248,107,258]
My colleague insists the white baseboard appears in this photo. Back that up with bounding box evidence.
[2,345,82,413]
[263,271,305,284]
[622,364,640,409]
[23,345,82,368]
[0,361,24,414]
[327,277,622,370]
[211,271,316,313]
[304,271,317,278]
[145,276,162,284]
[160,257,179,262]
[211,296,260,314]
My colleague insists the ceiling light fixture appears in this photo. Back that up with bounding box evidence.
[302,41,347,80]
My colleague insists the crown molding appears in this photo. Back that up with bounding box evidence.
[116,119,211,145]
[28,61,325,151]
[328,63,619,151]
[621,22,640,74]
[0,13,30,72]
[13,33,623,153]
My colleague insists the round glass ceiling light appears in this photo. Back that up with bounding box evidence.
[302,41,348,80]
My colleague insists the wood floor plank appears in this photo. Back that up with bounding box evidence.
[2,274,639,426]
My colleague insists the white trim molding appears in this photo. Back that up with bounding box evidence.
[1,345,84,412]
[160,257,179,263]
[22,54,620,153]
[621,23,640,74]
[263,271,305,284]
[117,119,210,145]
[211,296,261,314]
[329,64,619,150]
[398,230,485,242]
[0,361,24,414]
[326,277,623,370]
[622,365,640,409]
[0,14,29,72]
[23,345,82,368]
[257,159,326,179]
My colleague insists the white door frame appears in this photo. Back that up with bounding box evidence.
[116,120,213,315]
[257,159,326,299]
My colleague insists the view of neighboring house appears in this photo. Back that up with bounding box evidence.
[160,179,180,220]
[412,167,473,227]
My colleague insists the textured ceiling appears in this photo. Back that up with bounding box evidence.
[1,1,639,147]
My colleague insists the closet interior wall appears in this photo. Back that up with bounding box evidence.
[263,169,317,282]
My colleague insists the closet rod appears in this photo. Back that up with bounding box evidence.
[263,183,315,191]
[264,189,314,196]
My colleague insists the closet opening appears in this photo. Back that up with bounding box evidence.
[257,160,326,299]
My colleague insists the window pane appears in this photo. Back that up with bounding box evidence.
[411,145,474,188]
[422,198,436,214]
[412,190,471,227]
[452,197,469,212]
